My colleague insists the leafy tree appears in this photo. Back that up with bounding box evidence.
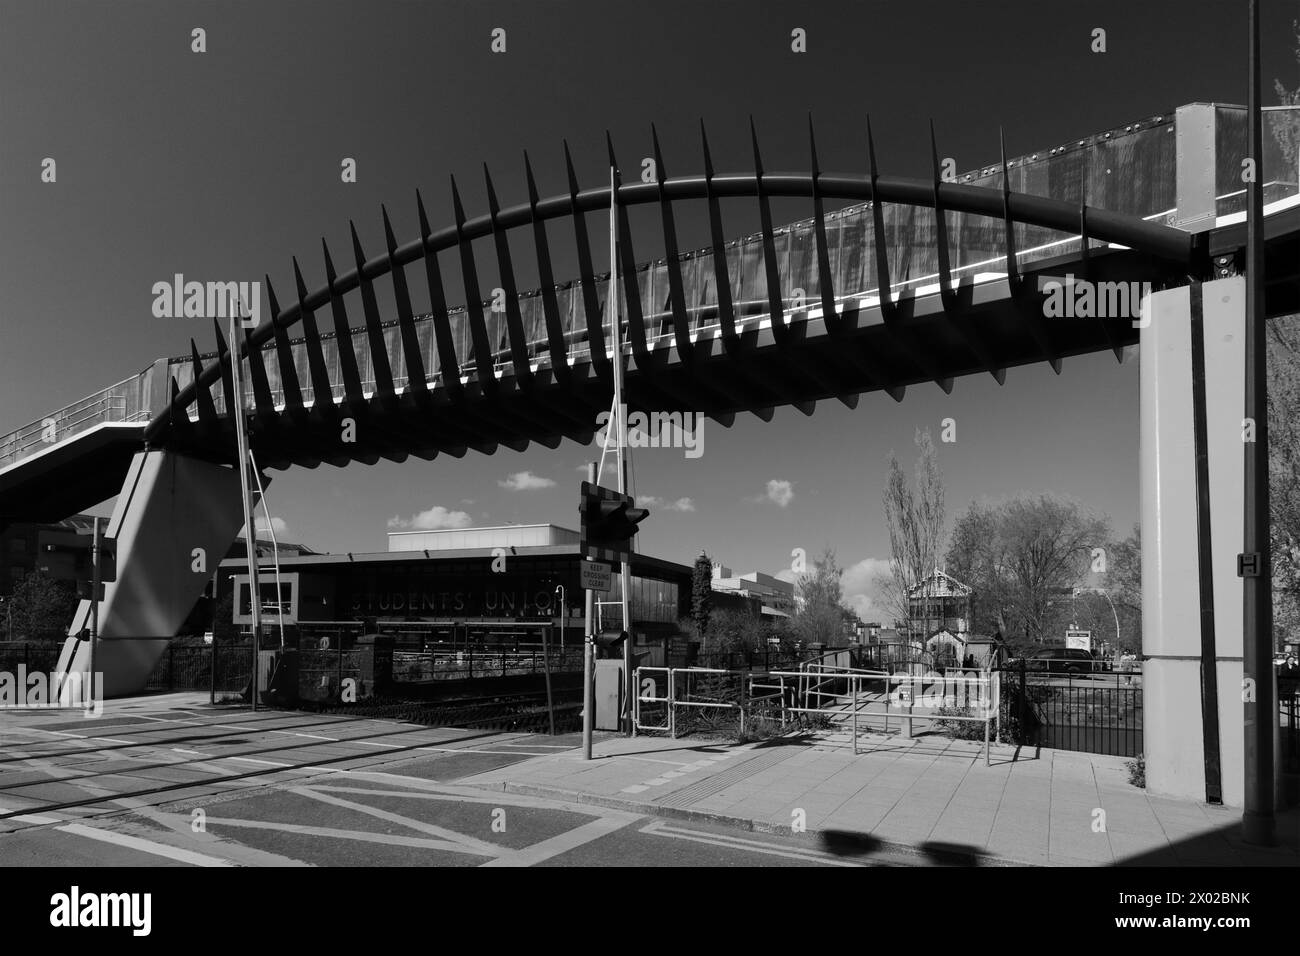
[702,609,768,656]
[2,571,78,641]
[1268,314,1300,643]
[211,590,239,643]
[1272,20,1300,172]
[881,428,946,637]
[945,494,1110,652]
[794,547,851,646]
[691,551,713,637]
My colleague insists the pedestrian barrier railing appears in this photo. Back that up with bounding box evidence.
[633,666,748,738]
[634,663,998,762]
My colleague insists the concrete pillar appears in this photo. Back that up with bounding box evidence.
[57,449,253,697]
[1140,276,1245,806]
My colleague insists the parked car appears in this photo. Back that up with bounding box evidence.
[1012,647,1098,675]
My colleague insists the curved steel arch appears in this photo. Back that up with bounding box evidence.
[148,121,1200,446]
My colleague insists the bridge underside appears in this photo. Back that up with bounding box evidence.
[0,423,146,530]
[161,247,1185,471]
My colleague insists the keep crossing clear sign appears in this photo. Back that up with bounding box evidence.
[580,560,612,593]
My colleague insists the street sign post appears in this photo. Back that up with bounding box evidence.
[1065,629,1092,651]
[580,561,611,593]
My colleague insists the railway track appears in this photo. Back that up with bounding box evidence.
[0,695,580,823]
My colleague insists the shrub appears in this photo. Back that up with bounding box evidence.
[934,699,1032,743]
[1126,754,1146,788]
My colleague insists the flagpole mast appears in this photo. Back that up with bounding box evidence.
[610,166,634,735]
[230,312,263,712]
[1241,0,1274,846]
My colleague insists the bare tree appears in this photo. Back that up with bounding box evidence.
[946,494,1109,650]
[881,429,946,642]
[794,547,851,647]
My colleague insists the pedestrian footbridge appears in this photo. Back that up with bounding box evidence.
[2,104,1298,810]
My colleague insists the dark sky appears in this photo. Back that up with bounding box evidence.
[2,0,1298,616]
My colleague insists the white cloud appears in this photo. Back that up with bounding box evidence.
[759,479,793,508]
[241,515,289,538]
[636,495,696,512]
[841,557,894,621]
[387,506,474,531]
[499,470,556,491]
[256,516,288,535]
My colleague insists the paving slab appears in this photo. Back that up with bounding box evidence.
[459,730,1300,866]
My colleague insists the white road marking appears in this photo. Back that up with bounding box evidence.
[412,746,554,756]
[200,815,489,854]
[227,756,291,768]
[271,731,338,741]
[0,804,63,825]
[355,741,404,748]
[172,749,212,758]
[291,787,501,856]
[55,823,235,866]
[639,819,863,866]
[479,813,642,867]
[89,737,133,745]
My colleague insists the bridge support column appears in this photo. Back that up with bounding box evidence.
[57,449,254,698]
[1140,276,1246,806]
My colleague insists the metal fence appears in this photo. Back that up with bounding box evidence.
[996,663,1142,757]
[1281,676,1299,806]
[142,640,254,696]
[391,648,584,682]
[634,663,998,762]
[0,641,63,676]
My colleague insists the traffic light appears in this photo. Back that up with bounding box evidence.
[37,530,115,598]
[96,537,117,584]
[593,629,628,659]
[37,530,89,579]
[579,481,648,565]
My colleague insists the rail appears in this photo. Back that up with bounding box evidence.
[635,663,998,763]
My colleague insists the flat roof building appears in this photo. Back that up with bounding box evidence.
[711,563,795,618]
[217,522,691,649]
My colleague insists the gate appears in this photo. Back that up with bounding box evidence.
[998,665,1142,757]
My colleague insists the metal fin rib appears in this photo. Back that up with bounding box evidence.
[322,237,365,407]
[564,140,609,379]
[190,341,217,425]
[266,276,304,414]
[484,164,533,386]
[651,125,693,361]
[417,190,463,397]
[211,319,237,420]
[606,132,648,361]
[451,176,498,397]
[383,205,428,396]
[294,257,339,412]
[809,115,838,328]
[350,222,396,401]
[700,120,736,338]
[525,151,570,381]
[750,118,787,340]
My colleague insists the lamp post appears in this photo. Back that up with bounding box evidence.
[1074,587,1121,651]
[1241,0,1275,846]
[555,584,566,651]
